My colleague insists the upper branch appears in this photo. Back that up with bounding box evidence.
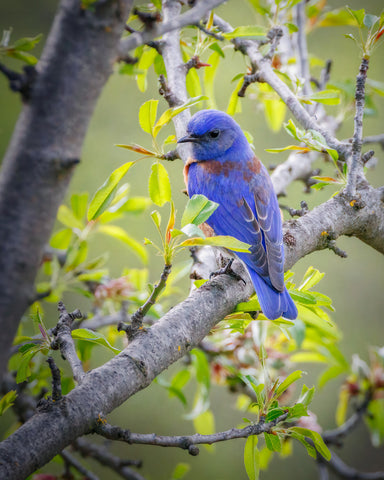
[118,0,226,59]
[345,57,370,197]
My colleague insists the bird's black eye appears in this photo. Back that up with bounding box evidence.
[208,129,220,139]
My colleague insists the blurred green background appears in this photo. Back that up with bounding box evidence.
[1,0,384,479]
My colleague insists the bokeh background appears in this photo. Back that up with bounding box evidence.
[0,0,383,479]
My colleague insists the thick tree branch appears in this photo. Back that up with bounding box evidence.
[95,413,289,454]
[0,0,133,381]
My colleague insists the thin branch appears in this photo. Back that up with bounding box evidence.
[118,263,172,339]
[0,63,37,101]
[60,449,99,480]
[288,200,309,218]
[363,134,384,149]
[95,413,289,455]
[295,1,311,99]
[213,14,349,160]
[74,438,145,480]
[51,302,85,384]
[345,57,370,197]
[325,450,384,480]
[118,0,227,58]
[323,392,372,446]
[47,357,62,402]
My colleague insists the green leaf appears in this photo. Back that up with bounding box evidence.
[289,431,317,458]
[6,50,38,65]
[346,7,365,27]
[223,25,266,39]
[171,463,191,480]
[285,22,298,33]
[264,433,282,452]
[98,225,147,264]
[70,193,89,220]
[318,8,359,27]
[244,435,260,480]
[181,194,219,227]
[227,78,243,116]
[0,390,17,416]
[288,289,317,305]
[115,143,158,156]
[87,162,134,221]
[16,349,39,383]
[148,163,171,207]
[287,403,308,420]
[204,51,221,109]
[259,84,286,132]
[186,67,202,98]
[297,385,315,407]
[366,399,384,447]
[299,267,325,291]
[139,99,158,135]
[14,34,43,51]
[179,235,250,253]
[274,370,302,399]
[151,210,161,230]
[265,145,311,154]
[71,328,121,354]
[306,89,341,105]
[57,205,84,230]
[193,409,215,435]
[153,96,207,137]
[265,407,285,422]
[318,365,347,389]
[336,387,349,426]
[136,47,157,92]
[50,228,72,249]
[289,427,331,460]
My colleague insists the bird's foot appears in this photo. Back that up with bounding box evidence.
[209,258,246,285]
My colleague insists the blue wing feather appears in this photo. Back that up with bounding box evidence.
[187,156,297,320]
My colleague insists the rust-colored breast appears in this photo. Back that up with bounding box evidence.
[243,156,262,182]
[200,160,237,178]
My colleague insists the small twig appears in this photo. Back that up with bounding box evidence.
[61,449,99,480]
[95,413,288,455]
[132,8,162,28]
[264,26,283,61]
[118,264,172,340]
[317,460,330,480]
[361,150,375,165]
[47,357,62,402]
[51,301,85,384]
[74,438,145,480]
[362,134,384,150]
[295,1,311,99]
[0,63,37,101]
[288,200,309,217]
[320,231,347,258]
[323,391,372,446]
[345,57,369,197]
[319,59,332,90]
[324,449,384,480]
[184,55,211,73]
[161,149,180,161]
[158,74,179,107]
[196,22,224,40]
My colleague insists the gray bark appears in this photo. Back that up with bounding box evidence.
[0,0,133,379]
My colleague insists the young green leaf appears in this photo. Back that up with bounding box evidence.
[71,328,121,354]
[289,427,331,460]
[223,25,266,39]
[148,163,172,206]
[244,435,260,480]
[87,162,134,221]
[57,205,84,230]
[274,370,303,399]
[171,463,191,480]
[179,236,250,253]
[181,194,219,227]
[0,390,17,416]
[264,432,282,452]
[139,99,158,135]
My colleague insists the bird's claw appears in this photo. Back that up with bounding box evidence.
[209,258,246,285]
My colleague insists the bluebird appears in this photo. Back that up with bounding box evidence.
[178,109,297,320]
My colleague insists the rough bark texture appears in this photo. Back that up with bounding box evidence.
[0,0,133,379]
[0,273,253,480]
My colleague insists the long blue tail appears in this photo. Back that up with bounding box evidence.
[248,268,297,320]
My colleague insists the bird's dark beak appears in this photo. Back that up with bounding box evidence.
[177,134,200,144]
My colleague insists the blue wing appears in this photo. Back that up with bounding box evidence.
[188,157,285,293]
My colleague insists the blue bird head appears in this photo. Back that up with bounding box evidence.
[178,109,250,161]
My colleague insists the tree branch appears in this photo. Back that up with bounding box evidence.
[74,438,145,480]
[324,450,384,480]
[60,449,99,480]
[95,413,289,454]
[0,0,134,381]
[51,302,85,384]
[118,0,227,59]
[345,57,370,197]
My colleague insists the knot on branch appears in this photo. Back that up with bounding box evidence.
[184,55,211,73]
[320,231,347,258]
[238,71,263,98]
[159,74,179,107]
[0,63,37,102]
[288,201,309,218]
